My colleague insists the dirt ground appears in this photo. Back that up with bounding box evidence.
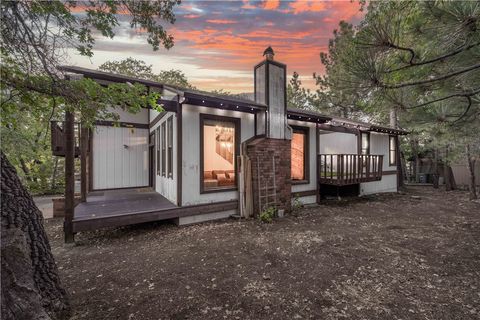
[46,186,480,320]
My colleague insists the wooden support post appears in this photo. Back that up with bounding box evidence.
[395,135,403,188]
[80,125,88,202]
[176,94,183,207]
[64,110,75,243]
[316,124,320,204]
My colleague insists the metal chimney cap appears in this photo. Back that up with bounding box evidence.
[263,46,275,57]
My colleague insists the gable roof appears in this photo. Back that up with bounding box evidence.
[58,66,267,113]
[59,66,407,134]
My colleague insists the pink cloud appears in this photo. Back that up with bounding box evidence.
[206,19,237,24]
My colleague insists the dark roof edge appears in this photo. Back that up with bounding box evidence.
[58,65,267,109]
[287,108,408,135]
[287,107,332,122]
[58,65,165,89]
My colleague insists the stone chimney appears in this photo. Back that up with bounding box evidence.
[254,47,288,139]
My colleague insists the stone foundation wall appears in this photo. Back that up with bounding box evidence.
[246,138,291,216]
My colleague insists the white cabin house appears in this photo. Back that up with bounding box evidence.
[56,47,406,241]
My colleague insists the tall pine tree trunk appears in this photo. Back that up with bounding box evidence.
[433,148,439,189]
[1,151,70,319]
[444,146,457,191]
[466,144,477,200]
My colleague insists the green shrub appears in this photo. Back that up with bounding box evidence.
[291,194,304,216]
[259,206,276,223]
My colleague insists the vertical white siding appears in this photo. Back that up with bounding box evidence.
[319,132,357,154]
[360,133,398,195]
[106,107,148,124]
[92,126,148,190]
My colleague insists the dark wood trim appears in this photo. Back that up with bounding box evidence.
[72,200,238,232]
[149,111,168,129]
[176,96,183,207]
[254,111,257,136]
[80,126,88,202]
[292,190,317,198]
[64,110,75,243]
[95,120,149,129]
[388,135,397,166]
[395,135,403,189]
[318,123,358,135]
[316,123,320,204]
[290,125,310,184]
[318,154,383,186]
[149,133,156,189]
[91,185,150,192]
[265,61,270,136]
[199,113,241,194]
[88,128,93,192]
[382,170,398,175]
[161,122,166,177]
[167,115,174,179]
[357,130,361,155]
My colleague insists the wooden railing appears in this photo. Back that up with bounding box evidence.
[51,121,81,157]
[318,154,383,185]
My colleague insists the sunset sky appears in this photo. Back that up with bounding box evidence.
[69,0,364,93]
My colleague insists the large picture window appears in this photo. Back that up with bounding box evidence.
[200,114,240,192]
[291,127,308,182]
[361,132,370,155]
[389,135,397,166]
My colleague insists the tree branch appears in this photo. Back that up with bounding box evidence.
[379,63,480,89]
[387,42,480,73]
[407,88,480,109]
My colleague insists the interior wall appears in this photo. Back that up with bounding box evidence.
[203,126,235,172]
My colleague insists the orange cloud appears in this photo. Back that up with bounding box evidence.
[289,0,327,14]
[206,19,237,24]
[263,0,280,10]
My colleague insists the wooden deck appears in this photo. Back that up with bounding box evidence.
[73,188,238,232]
[318,154,383,186]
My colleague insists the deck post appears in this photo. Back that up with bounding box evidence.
[80,125,88,202]
[64,110,75,243]
[316,124,320,204]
